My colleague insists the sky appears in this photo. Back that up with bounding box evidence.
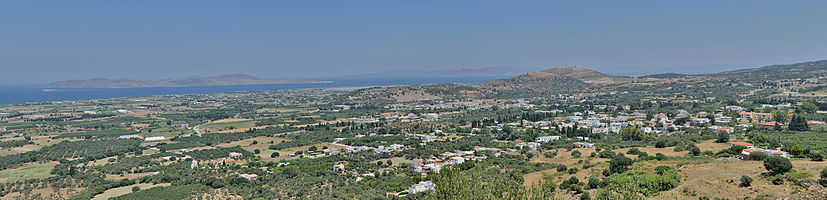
[2,1,827,84]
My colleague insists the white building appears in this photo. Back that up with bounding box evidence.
[118,134,140,139]
[408,181,436,194]
[144,136,165,141]
[450,156,465,164]
[536,136,560,143]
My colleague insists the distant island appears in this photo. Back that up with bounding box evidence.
[37,73,331,88]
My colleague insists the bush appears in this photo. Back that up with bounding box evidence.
[810,151,824,161]
[749,151,768,161]
[580,192,591,200]
[270,152,280,158]
[654,166,672,175]
[132,186,141,192]
[716,132,729,143]
[606,155,633,175]
[568,168,579,174]
[771,176,785,185]
[627,148,642,155]
[588,176,601,189]
[598,149,616,159]
[655,153,667,161]
[572,150,582,158]
[739,176,752,187]
[544,150,558,158]
[688,145,701,156]
[655,140,666,148]
[557,164,568,172]
[603,171,680,197]
[790,145,804,156]
[764,156,793,174]
[821,167,827,179]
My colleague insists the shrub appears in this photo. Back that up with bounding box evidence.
[587,176,601,189]
[606,155,633,175]
[821,167,827,179]
[580,192,591,200]
[764,156,793,174]
[595,190,616,200]
[673,144,685,152]
[716,132,729,143]
[568,168,579,174]
[655,153,667,161]
[654,166,672,175]
[132,186,141,192]
[790,145,804,156]
[603,171,680,197]
[655,140,666,148]
[572,150,582,158]
[688,145,701,156]
[557,164,568,172]
[771,176,784,185]
[739,176,752,187]
[810,151,824,161]
[749,151,768,161]
[598,149,616,159]
[626,148,641,155]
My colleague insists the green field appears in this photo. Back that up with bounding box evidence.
[0,165,54,181]
[92,183,170,200]
[201,119,255,131]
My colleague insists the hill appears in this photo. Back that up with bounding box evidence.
[540,66,631,84]
[38,73,330,88]
[639,73,688,79]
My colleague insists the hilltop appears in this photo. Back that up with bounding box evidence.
[37,73,330,88]
[540,66,631,84]
[336,59,827,103]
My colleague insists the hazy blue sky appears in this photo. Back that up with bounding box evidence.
[2,1,827,84]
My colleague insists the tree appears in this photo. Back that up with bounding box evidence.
[749,151,768,161]
[620,126,645,141]
[739,176,752,187]
[797,102,818,114]
[606,155,633,175]
[764,156,793,174]
[308,146,318,152]
[254,149,261,154]
[270,152,280,158]
[655,140,666,148]
[773,111,789,124]
[716,132,729,143]
[788,115,810,131]
[789,145,804,156]
[688,145,701,156]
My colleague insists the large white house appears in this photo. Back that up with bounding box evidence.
[408,181,436,194]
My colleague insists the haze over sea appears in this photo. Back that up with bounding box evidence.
[0,77,497,105]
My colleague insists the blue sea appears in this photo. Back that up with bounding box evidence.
[0,77,501,105]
